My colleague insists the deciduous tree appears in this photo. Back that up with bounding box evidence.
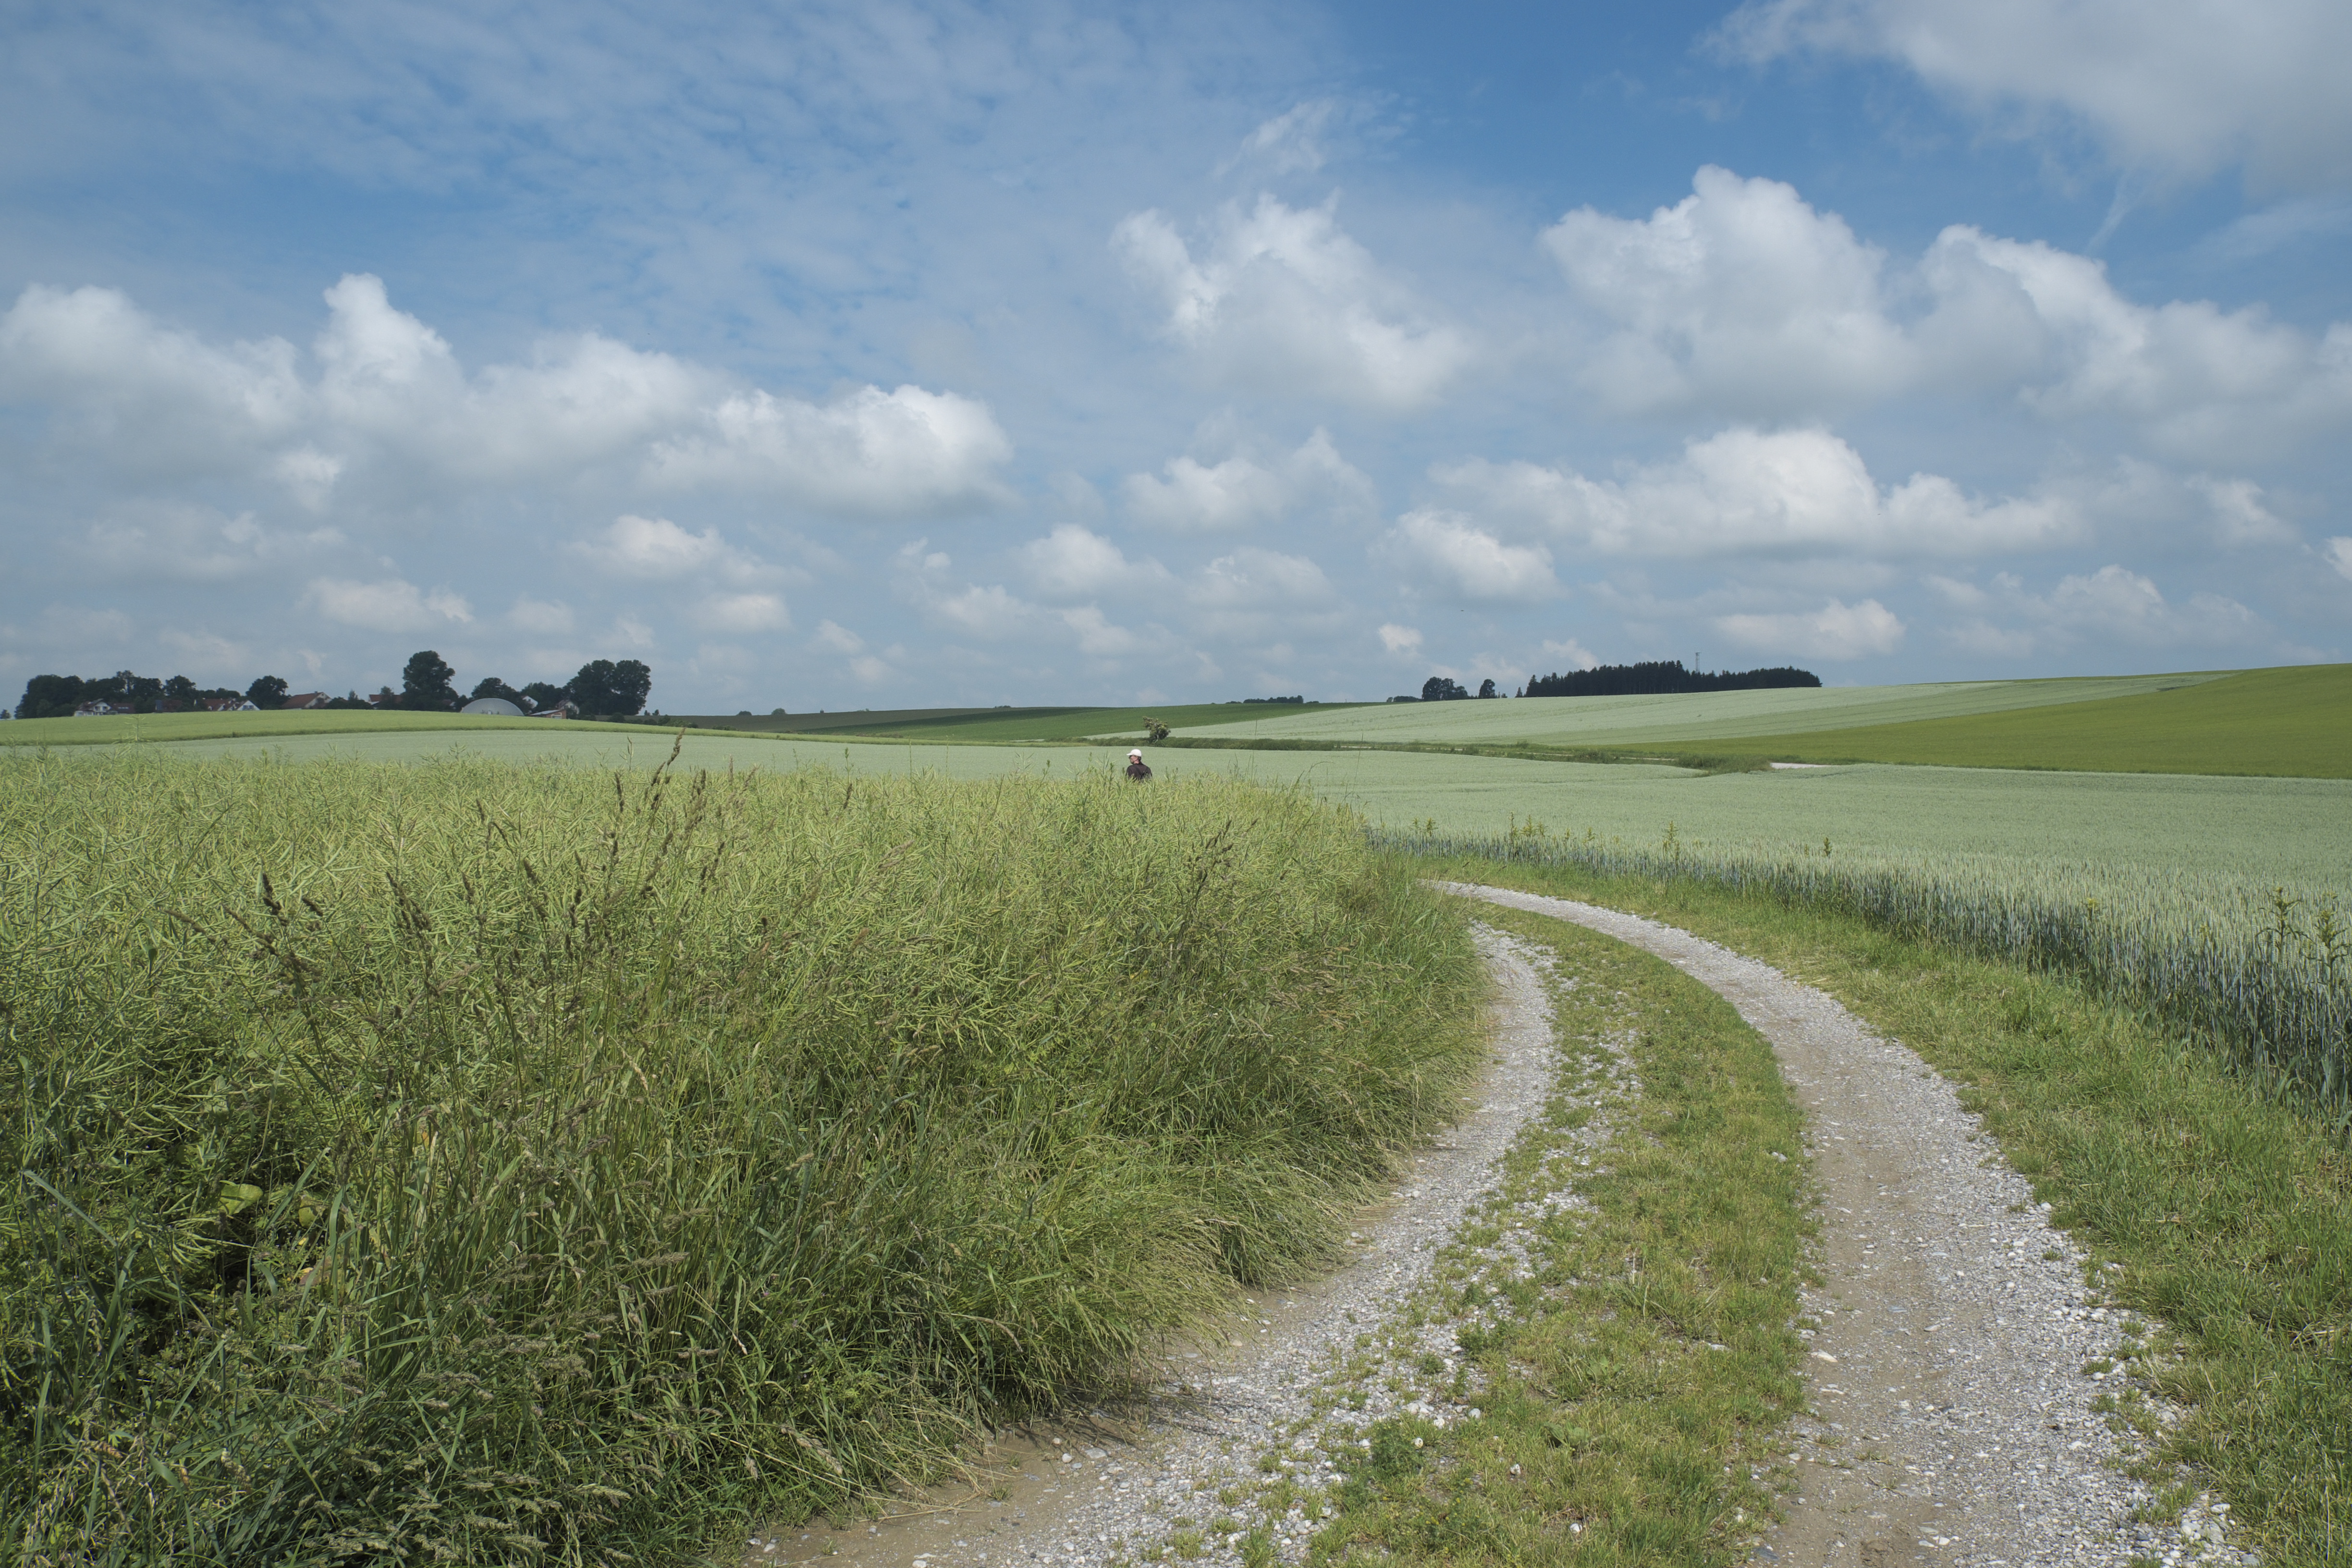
[400,651,459,712]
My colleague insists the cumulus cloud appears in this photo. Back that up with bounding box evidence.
[648,383,1013,516]
[1114,196,1472,410]
[0,275,1011,517]
[1190,547,1343,638]
[1378,511,1561,604]
[701,592,790,633]
[576,514,737,579]
[1714,597,1905,660]
[1538,637,1601,671]
[79,504,341,581]
[2326,538,2352,583]
[1060,605,1148,658]
[1195,547,1337,608]
[1436,428,2078,561]
[1122,428,1375,532]
[2189,476,2296,547]
[304,576,473,632]
[1377,623,1423,656]
[1715,0,2352,194]
[1544,166,1914,416]
[508,597,575,636]
[1540,169,2352,454]
[927,584,1031,640]
[1937,565,2268,657]
[1226,100,1341,176]
[1017,525,1172,601]
[1939,228,2352,459]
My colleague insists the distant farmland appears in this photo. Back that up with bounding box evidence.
[1633,662,2351,779]
[663,699,1370,741]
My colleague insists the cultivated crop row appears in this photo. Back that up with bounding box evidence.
[1395,821,2352,1129]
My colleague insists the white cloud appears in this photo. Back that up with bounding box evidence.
[1377,623,1423,656]
[80,504,341,581]
[1061,605,1146,658]
[0,283,304,467]
[1716,0,2352,195]
[1937,228,2352,459]
[1714,597,1905,660]
[508,597,575,636]
[158,627,252,674]
[1538,169,2352,455]
[304,576,473,632]
[648,383,1013,516]
[702,592,790,633]
[1017,524,1172,601]
[576,514,764,581]
[1123,427,1376,532]
[309,273,709,481]
[0,274,1011,517]
[1544,166,1914,416]
[927,584,1033,640]
[2189,476,2296,547]
[813,620,865,654]
[273,446,344,510]
[1194,547,1337,609]
[1113,196,1472,410]
[2325,538,2352,583]
[1379,511,1561,604]
[1539,637,1601,671]
[1227,100,1340,176]
[1188,547,1343,639]
[1937,564,2268,657]
[1437,428,2078,560]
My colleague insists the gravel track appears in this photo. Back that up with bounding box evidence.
[757,927,1565,1568]
[1438,882,2249,1568]
[755,893,2250,1568]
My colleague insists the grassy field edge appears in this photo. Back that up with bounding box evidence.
[1418,852,2352,1568]
[0,756,1487,1567]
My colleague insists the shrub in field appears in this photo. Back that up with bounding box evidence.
[0,751,1479,1565]
[1399,821,2351,1131]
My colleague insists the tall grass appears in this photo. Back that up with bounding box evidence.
[1386,821,2352,1131]
[0,750,1480,1566]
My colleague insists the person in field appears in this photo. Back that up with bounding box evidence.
[1126,747,1152,781]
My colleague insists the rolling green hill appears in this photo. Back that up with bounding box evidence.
[673,700,1371,742]
[1162,670,2236,749]
[1660,663,2350,778]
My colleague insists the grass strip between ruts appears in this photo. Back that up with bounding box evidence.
[1421,855,2352,1568]
[1309,906,1810,1566]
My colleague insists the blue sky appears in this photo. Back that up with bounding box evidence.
[4,0,2348,711]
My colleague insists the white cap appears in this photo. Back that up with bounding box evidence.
[1128,748,1142,759]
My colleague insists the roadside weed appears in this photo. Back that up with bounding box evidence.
[0,752,1482,1566]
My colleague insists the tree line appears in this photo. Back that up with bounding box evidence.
[14,652,654,720]
[1521,660,1821,697]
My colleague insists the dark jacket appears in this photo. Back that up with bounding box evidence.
[1125,759,1152,781]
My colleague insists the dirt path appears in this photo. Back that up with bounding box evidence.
[748,928,1565,1568]
[1437,882,2242,1568]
